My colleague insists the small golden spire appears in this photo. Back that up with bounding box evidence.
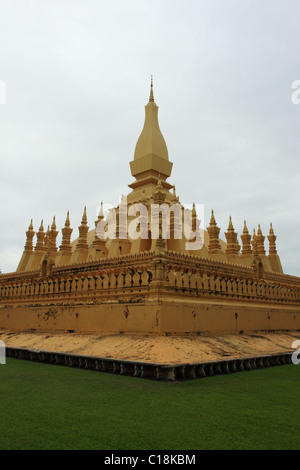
[149,75,154,102]
[207,210,221,253]
[241,220,252,256]
[268,223,277,255]
[255,225,265,255]
[24,219,35,252]
[59,211,73,253]
[35,219,45,252]
[225,216,240,256]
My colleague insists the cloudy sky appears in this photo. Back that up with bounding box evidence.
[0,0,299,276]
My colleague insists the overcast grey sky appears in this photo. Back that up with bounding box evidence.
[0,0,299,276]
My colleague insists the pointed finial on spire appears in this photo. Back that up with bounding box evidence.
[51,216,56,230]
[269,222,274,235]
[149,75,154,102]
[81,206,87,225]
[97,201,104,220]
[29,219,33,230]
[228,215,234,231]
[243,220,249,234]
[65,210,70,227]
[39,219,44,231]
[210,209,216,225]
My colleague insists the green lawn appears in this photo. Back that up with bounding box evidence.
[0,358,299,450]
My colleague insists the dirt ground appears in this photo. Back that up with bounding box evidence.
[1,329,299,364]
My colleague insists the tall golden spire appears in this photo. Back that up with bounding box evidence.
[130,78,173,189]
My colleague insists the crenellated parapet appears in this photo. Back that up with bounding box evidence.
[2,249,299,305]
[1,246,299,334]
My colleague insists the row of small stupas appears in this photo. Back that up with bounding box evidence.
[17,201,282,274]
[17,78,282,275]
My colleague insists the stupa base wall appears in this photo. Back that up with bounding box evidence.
[159,297,300,334]
[0,297,299,335]
[1,251,300,336]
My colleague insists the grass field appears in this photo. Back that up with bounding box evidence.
[0,358,299,450]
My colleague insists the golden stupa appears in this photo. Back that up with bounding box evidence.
[0,79,299,337]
